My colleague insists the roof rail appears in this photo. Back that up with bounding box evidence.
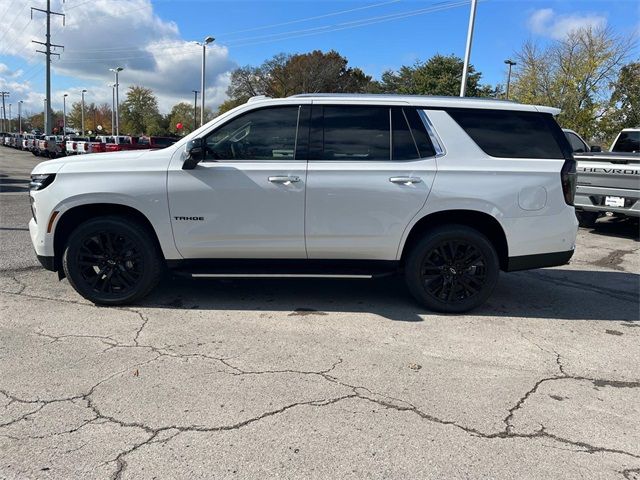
[247,95,271,103]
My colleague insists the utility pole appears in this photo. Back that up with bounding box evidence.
[0,92,8,132]
[18,101,23,133]
[109,67,123,136]
[196,36,214,127]
[459,0,477,97]
[504,59,516,100]
[8,104,11,132]
[192,90,198,131]
[31,0,65,135]
[62,93,68,135]
[81,89,87,135]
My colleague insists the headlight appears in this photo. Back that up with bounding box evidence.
[29,173,56,191]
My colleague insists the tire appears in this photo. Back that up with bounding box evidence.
[62,216,162,305]
[404,225,500,313]
[576,211,598,228]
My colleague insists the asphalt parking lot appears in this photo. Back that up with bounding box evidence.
[1,147,639,479]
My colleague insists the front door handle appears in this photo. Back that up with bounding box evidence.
[269,175,300,184]
[389,176,422,185]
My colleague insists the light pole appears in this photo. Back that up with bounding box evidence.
[459,0,478,97]
[8,104,11,132]
[63,93,68,135]
[192,90,198,131]
[504,59,516,100]
[81,89,87,135]
[18,100,23,133]
[109,83,115,134]
[109,67,123,136]
[196,36,214,127]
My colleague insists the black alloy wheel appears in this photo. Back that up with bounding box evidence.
[405,225,499,313]
[420,240,488,303]
[63,216,162,305]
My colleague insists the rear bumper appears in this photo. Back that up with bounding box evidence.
[575,185,640,217]
[506,249,574,272]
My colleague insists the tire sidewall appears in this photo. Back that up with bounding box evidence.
[63,217,160,305]
[405,226,499,313]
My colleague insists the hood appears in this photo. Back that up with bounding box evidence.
[30,149,169,175]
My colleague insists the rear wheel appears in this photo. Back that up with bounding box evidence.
[62,216,162,305]
[404,226,500,313]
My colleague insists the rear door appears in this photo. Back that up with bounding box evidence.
[305,103,438,260]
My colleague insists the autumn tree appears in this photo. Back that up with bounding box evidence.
[120,86,163,135]
[374,54,499,97]
[221,50,373,114]
[510,26,634,141]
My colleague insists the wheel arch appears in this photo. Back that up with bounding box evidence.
[399,210,509,270]
[52,203,164,275]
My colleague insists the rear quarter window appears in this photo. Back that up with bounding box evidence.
[446,108,567,159]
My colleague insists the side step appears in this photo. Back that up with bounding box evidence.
[167,259,399,278]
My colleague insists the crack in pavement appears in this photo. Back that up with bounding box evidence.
[1,286,639,477]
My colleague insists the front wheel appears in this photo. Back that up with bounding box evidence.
[62,216,162,305]
[404,226,500,313]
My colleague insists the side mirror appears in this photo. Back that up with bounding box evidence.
[183,138,204,170]
[590,145,602,152]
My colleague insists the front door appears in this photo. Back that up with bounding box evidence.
[168,104,309,258]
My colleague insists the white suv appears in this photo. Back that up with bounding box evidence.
[28,94,578,312]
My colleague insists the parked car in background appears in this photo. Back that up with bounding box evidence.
[22,134,36,151]
[77,137,108,154]
[610,128,640,153]
[564,128,640,227]
[28,94,578,312]
[65,136,89,156]
[104,136,138,152]
[137,136,177,150]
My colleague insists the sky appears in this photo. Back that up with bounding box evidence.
[0,0,638,119]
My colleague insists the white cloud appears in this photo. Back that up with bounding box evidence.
[0,0,235,114]
[527,8,607,40]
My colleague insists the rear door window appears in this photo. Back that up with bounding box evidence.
[446,108,567,159]
[322,106,390,161]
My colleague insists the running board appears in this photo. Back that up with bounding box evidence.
[166,259,399,278]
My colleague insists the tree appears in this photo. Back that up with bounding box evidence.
[221,50,374,113]
[511,26,634,141]
[374,54,499,97]
[600,62,640,139]
[166,102,215,135]
[120,86,163,135]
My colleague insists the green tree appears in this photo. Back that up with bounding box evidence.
[511,27,634,141]
[374,54,499,97]
[221,50,374,114]
[120,86,163,135]
[600,62,640,140]
[167,102,215,135]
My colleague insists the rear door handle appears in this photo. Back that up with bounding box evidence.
[268,175,301,184]
[389,176,422,185]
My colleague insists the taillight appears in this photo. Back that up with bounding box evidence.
[44,142,48,148]
[561,158,577,206]
[72,142,77,149]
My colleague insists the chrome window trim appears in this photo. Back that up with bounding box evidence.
[418,109,446,157]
